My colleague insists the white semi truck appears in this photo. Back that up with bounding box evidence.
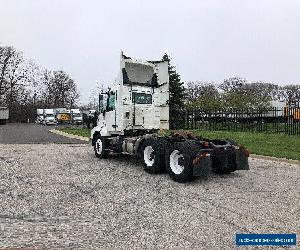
[43,109,56,125]
[36,109,44,123]
[0,107,9,125]
[71,108,83,124]
[91,53,249,182]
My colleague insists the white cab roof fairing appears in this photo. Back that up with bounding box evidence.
[152,60,169,86]
[120,52,169,87]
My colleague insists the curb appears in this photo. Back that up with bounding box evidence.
[250,154,300,165]
[49,129,90,142]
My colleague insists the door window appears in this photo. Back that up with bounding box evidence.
[107,93,115,111]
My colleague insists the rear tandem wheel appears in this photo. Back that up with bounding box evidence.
[140,138,165,174]
[165,141,202,183]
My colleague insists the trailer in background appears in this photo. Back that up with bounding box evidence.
[36,109,44,123]
[56,110,71,124]
[0,107,9,125]
[284,101,300,122]
[54,108,67,117]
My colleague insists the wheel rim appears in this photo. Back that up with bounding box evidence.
[170,150,184,175]
[144,146,155,166]
[95,139,103,154]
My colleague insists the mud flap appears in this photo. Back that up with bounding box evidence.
[193,155,212,177]
[236,149,249,170]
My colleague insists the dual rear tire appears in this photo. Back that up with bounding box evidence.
[165,142,200,183]
[140,138,198,182]
[94,135,199,183]
[140,138,165,174]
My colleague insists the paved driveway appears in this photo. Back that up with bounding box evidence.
[0,144,299,249]
[0,123,87,144]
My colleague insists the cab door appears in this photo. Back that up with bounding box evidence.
[104,92,117,132]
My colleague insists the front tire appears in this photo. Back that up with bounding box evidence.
[94,135,109,158]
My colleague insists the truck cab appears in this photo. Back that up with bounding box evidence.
[92,53,169,137]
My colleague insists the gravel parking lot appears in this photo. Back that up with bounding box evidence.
[0,144,299,249]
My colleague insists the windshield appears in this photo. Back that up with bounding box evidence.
[45,114,54,117]
[73,113,81,117]
[133,93,152,104]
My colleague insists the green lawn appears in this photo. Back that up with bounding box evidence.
[59,128,91,138]
[59,127,300,161]
[190,130,300,161]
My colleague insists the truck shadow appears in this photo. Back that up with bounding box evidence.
[95,153,244,184]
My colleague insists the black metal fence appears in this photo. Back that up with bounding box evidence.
[177,105,300,135]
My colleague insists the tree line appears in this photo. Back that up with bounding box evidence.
[165,56,300,128]
[1,44,299,125]
[0,45,79,122]
[185,78,300,111]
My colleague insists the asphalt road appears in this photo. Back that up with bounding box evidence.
[0,123,88,144]
[0,144,299,249]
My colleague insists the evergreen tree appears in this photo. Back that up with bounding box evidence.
[162,53,185,129]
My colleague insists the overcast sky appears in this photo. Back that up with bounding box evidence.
[1,0,300,104]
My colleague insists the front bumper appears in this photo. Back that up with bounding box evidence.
[46,121,56,125]
[73,120,82,125]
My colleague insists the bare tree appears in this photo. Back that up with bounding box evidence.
[219,77,279,109]
[219,77,247,93]
[0,46,16,105]
[185,81,221,110]
[86,81,107,110]
[280,85,300,103]
[0,44,81,121]
[0,46,37,107]
[43,70,80,108]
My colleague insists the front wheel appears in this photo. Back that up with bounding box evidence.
[94,135,109,158]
